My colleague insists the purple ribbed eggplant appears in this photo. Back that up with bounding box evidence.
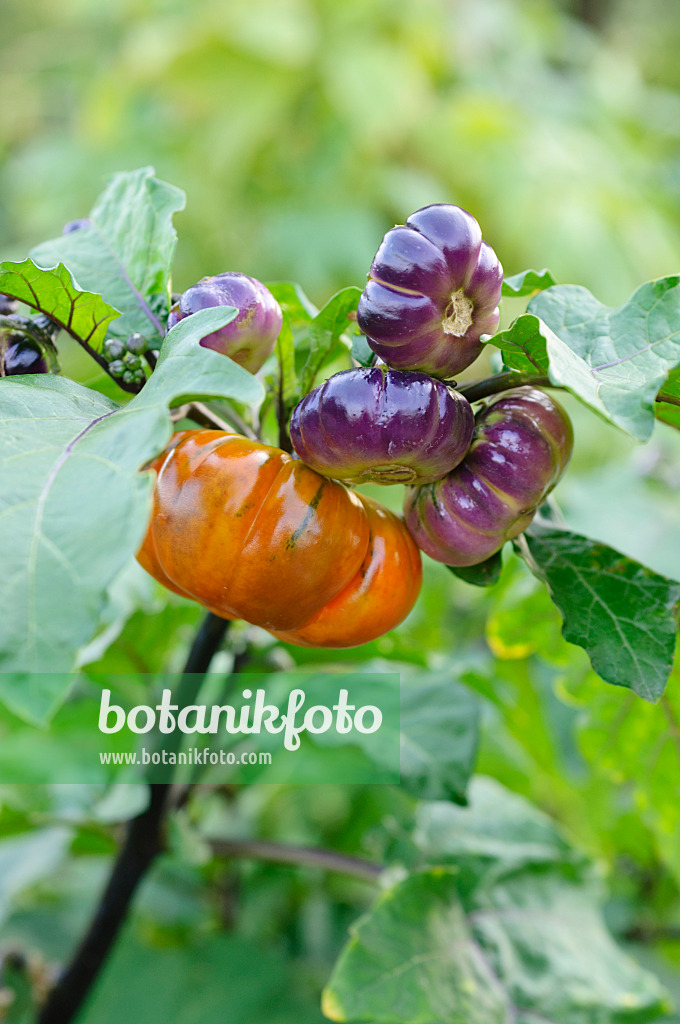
[2,337,48,376]
[290,366,474,486]
[357,204,503,379]
[404,388,573,565]
[167,272,282,374]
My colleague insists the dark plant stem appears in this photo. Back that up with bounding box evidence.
[182,612,230,674]
[276,340,293,453]
[458,372,555,403]
[209,838,383,883]
[37,786,169,1024]
[657,393,680,410]
[37,612,230,1024]
[277,384,293,453]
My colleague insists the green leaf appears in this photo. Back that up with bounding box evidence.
[1,951,35,1024]
[570,662,680,887]
[0,674,78,727]
[351,332,374,367]
[325,779,670,1024]
[30,167,185,347]
[268,281,318,323]
[0,828,71,926]
[0,258,120,350]
[529,277,680,440]
[484,313,551,375]
[0,307,263,709]
[447,549,504,588]
[515,522,680,702]
[80,932,326,1024]
[399,671,480,803]
[323,871,508,1024]
[301,286,362,393]
[501,268,557,297]
[413,777,582,882]
[276,314,300,419]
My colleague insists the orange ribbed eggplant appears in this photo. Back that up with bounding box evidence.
[137,430,369,631]
[271,495,422,648]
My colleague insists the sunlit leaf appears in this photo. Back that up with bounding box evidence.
[31,167,184,347]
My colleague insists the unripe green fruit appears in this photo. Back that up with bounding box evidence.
[103,338,126,361]
[126,332,148,355]
[122,369,144,385]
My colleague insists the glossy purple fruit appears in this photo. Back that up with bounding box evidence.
[404,388,573,565]
[357,204,503,379]
[290,366,474,486]
[167,272,282,374]
[2,337,48,376]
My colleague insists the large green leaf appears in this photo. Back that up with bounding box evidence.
[399,670,480,803]
[324,779,669,1024]
[0,307,262,713]
[412,777,582,883]
[323,871,508,1024]
[30,167,185,347]
[515,522,680,702]
[82,932,325,1024]
[529,278,680,440]
[0,259,120,351]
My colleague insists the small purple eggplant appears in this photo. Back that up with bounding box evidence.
[1,336,49,376]
[290,366,474,486]
[167,272,282,374]
[357,204,503,379]
[404,387,573,565]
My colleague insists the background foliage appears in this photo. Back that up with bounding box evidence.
[2,0,680,1020]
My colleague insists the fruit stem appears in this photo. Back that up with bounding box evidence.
[177,400,258,440]
[458,371,555,402]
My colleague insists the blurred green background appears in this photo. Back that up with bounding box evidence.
[3,0,680,1020]
[3,0,680,306]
